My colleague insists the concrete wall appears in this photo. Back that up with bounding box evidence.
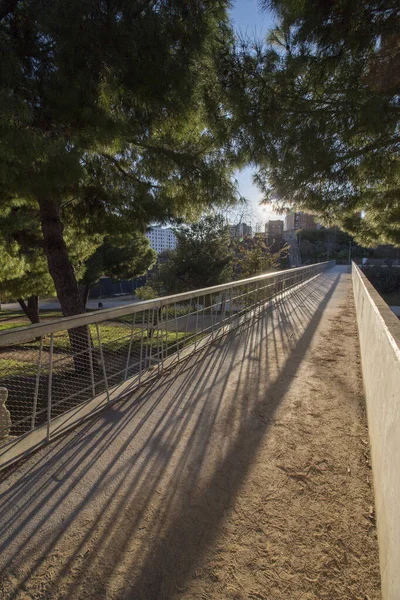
[352,264,400,600]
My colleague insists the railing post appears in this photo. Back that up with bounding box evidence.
[183,302,191,345]
[138,310,145,385]
[256,280,261,316]
[87,326,96,397]
[125,313,137,381]
[174,303,181,360]
[147,307,156,368]
[211,293,217,339]
[194,295,200,349]
[31,337,43,431]
[96,324,110,403]
[160,305,166,372]
[221,290,227,326]
[156,307,161,374]
[228,287,234,326]
[46,334,54,442]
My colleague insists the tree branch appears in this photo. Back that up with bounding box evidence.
[100,154,161,189]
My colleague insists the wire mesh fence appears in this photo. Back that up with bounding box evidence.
[0,262,334,451]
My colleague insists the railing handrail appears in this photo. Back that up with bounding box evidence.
[0,261,334,347]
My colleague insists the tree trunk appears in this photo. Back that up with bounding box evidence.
[38,198,90,374]
[80,284,91,309]
[148,306,161,339]
[17,296,40,324]
[39,199,84,317]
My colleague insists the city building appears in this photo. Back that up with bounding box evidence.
[265,220,284,237]
[146,227,177,254]
[229,223,253,238]
[284,212,318,233]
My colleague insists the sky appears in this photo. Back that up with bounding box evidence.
[229,0,281,227]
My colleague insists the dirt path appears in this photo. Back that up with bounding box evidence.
[0,267,381,600]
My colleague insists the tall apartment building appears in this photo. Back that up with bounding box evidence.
[146,227,177,254]
[229,222,253,238]
[265,220,284,236]
[285,212,317,232]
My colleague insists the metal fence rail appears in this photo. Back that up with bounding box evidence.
[0,261,334,466]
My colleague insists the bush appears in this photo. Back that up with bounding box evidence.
[135,285,159,301]
[363,266,400,294]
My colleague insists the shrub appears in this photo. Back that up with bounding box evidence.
[135,285,159,301]
[363,267,400,294]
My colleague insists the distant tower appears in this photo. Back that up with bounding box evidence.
[265,220,284,236]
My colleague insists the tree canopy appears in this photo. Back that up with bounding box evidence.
[231,235,288,279]
[151,214,288,295]
[0,199,101,321]
[80,233,156,305]
[230,0,400,246]
[153,215,233,294]
[0,0,241,320]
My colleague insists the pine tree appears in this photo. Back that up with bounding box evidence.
[80,233,157,306]
[154,215,233,293]
[231,235,287,279]
[233,0,400,246]
[0,199,156,320]
[1,1,240,369]
[0,200,100,322]
[0,0,239,321]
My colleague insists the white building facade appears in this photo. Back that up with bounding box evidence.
[229,223,253,238]
[146,227,177,254]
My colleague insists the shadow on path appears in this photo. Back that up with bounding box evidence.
[0,270,341,600]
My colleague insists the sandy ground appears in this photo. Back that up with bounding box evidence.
[0,267,381,600]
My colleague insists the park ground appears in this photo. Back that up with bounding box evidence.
[0,266,381,599]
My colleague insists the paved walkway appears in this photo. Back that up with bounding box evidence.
[0,267,381,600]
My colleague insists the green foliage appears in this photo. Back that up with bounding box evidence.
[0,200,100,310]
[151,250,180,295]
[363,266,400,295]
[153,217,290,293]
[233,0,400,246]
[154,215,233,293]
[135,285,159,301]
[0,322,30,332]
[81,234,156,287]
[232,236,288,279]
[297,229,350,246]
[0,311,32,320]
[0,325,187,380]
[0,239,25,282]
[0,0,241,318]
[1,251,55,314]
[296,228,367,264]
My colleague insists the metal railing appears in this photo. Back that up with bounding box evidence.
[0,261,334,463]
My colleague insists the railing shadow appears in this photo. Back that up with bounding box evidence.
[0,270,341,600]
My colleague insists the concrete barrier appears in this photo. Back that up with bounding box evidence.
[352,263,400,600]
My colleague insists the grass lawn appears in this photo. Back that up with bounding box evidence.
[0,311,28,320]
[0,358,38,378]
[47,324,187,353]
[0,321,188,378]
[0,309,63,324]
[0,309,207,434]
[0,321,32,332]
[0,311,64,331]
